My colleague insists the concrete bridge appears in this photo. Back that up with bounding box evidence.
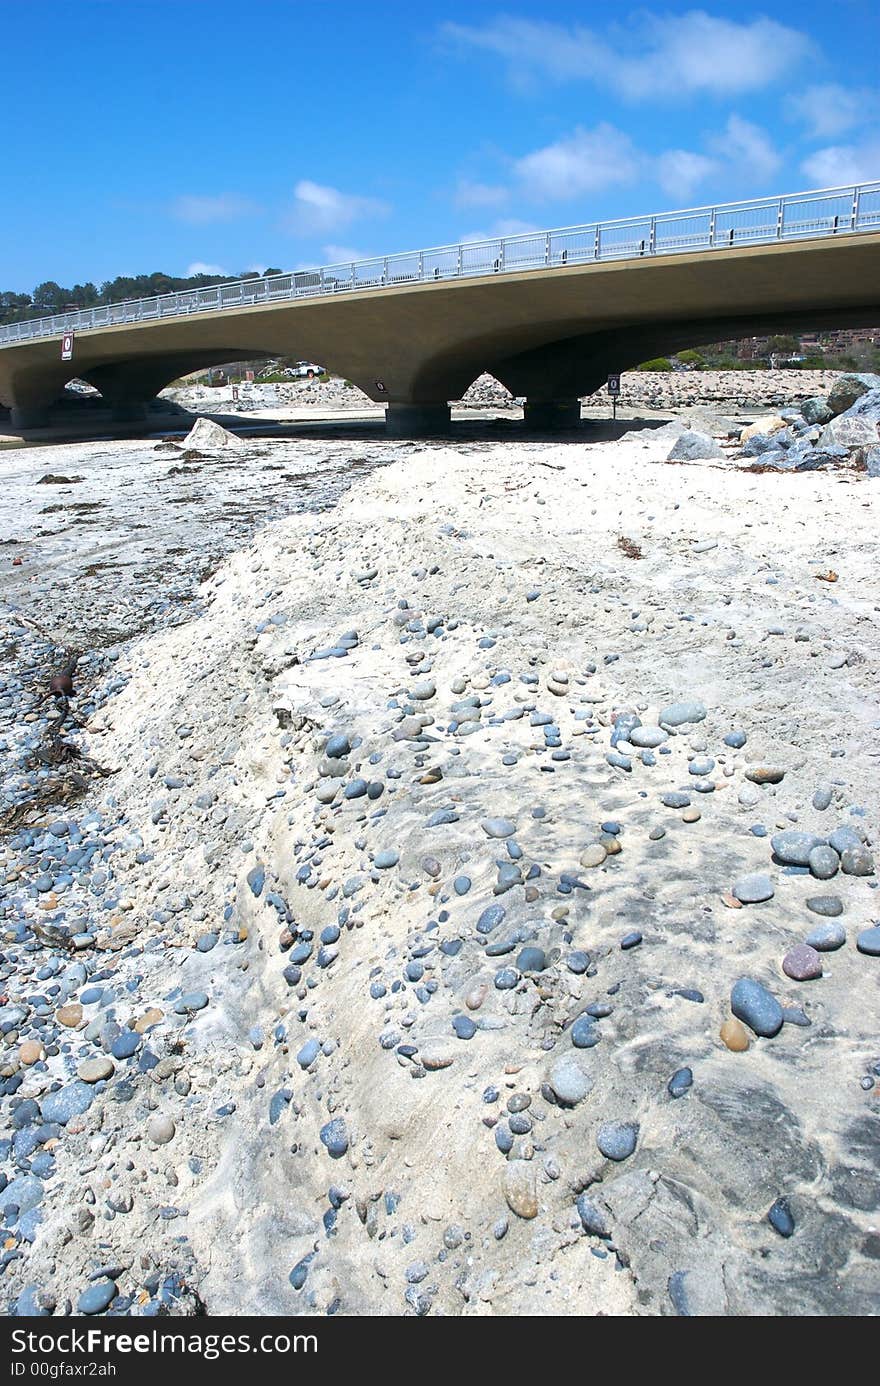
[1,182,879,434]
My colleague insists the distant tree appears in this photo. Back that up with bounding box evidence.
[767,334,800,357]
[676,349,705,369]
[32,281,68,311]
[636,357,673,371]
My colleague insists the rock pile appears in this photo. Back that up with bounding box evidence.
[727,374,880,474]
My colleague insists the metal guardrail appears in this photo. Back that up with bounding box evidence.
[1,182,878,348]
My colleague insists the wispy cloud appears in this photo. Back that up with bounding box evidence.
[172,194,259,225]
[709,115,782,183]
[801,138,880,186]
[186,260,227,276]
[786,83,879,139]
[285,180,389,235]
[656,149,720,201]
[514,123,640,201]
[442,12,812,101]
[459,218,540,243]
[454,179,510,210]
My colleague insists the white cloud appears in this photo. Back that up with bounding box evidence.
[454,179,510,209]
[786,83,878,139]
[173,195,257,224]
[186,261,227,276]
[514,123,640,201]
[286,180,389,234]
[459,218,541,243]
[710,115,782,182]
[801,138,880,186]
[321,244,371,263]
[656,149,720,200]
[442,12,812,101]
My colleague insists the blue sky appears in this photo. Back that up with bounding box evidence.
[2,1,878,292]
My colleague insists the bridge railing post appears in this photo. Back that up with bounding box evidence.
[594,226,600,260]
[648,217,656,254]
[851,186,861,230]
[544,232,551,265]
[708,209,716,247]
[776,199,784,239]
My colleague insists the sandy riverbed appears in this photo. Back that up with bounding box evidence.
[1,414,878,1317]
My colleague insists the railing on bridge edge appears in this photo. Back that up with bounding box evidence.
[1,181,878,347]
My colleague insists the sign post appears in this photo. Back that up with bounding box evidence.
[607,372,621,420]
[60,330,75,362]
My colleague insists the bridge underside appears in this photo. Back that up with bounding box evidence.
[2,233,879,433]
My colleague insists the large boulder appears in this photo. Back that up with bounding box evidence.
[739,415,787,443]
[182,416,245,451]
[826,373,880,417]
[741,432,785,457]
[801,396,832,425]
[818,388,880,449]
[864,445,880,478]
[667,430,725,461]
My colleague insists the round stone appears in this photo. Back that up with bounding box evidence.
[56,1003,83,1028]
[660,700,706,727]
[596,1121,639,1161]
[720,1017,750,1051]
[579,844,607,869]
[806,895,843,918]
[147,1114,176,1145]
[77,1056,114,1084]
[688,756,715,776]
[730,978,784,1037]
[841,845,874,877]
[630,726,668,748]
[504,1160,538,1219]
[804,920,846,951]
[856,926,880,956]
[110,1031,141,1060]
[77,1280,117,1315]
[373,849,399,870]
[571,1014,600,1048]
[808,846,839,880]
[782,944,823,981]
[516,946,546,973]
[135,1007,164,1033]
[681,807,701,823]
[732,873,774,904]
[576,1193,610,1237]
[771,830,825,866]
[319,1118,349,1158]
[18,1041,44,1066]
[745,766,786,785]
[481,817,516,839]
[547,1055,592,1105]
[452,1014,476,1040]
[767,1197,795,1238]
[667,1067,693,1098]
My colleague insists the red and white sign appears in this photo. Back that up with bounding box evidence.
[61,331,75,362]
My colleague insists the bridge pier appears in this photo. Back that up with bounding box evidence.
[10,405,51,430]
[109,400,149,423]
[385,403,451,437]
[523,399,582,431]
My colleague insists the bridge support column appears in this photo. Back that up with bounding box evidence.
[109,400,149,423]
[10,405,51,430]
[523,399,582,431]
[385,403,451,437]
